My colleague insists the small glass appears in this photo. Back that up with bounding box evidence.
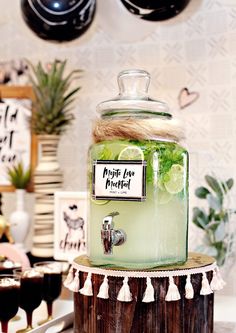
[34,261,62,324]
[0,274,20,333]
[14,268,44,332]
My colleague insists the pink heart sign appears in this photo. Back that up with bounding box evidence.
[178,87,199,109]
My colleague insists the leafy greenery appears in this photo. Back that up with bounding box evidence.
[91,139,187,195]
[193,174,235,266]
[7,162,31,189]
[28,59,82,135]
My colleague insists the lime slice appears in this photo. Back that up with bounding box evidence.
[97,145,113,160]
[164,164,184,194]
[91,198,110,205]
[157,189,172,204]
[118,146,144,160]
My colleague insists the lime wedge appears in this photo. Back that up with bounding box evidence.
[118,146,144,160]
[91,198,110,205]
[164,164,184,194]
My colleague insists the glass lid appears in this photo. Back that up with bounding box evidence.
[97,69,171,119]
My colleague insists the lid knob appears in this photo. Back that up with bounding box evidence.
[118,69,150,99]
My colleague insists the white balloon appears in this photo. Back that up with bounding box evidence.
[97,0,157,43]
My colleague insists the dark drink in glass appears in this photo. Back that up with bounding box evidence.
[34,261,62,324]
[15,268,44,333]
[0,275,20,333]
[43,272,62,303]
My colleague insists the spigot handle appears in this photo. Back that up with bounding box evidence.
[102,212,120,230]
[101,212,126,255]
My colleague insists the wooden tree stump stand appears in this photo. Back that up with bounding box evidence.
[65,253,224,333]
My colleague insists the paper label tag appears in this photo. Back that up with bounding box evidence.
[92,160,146,202]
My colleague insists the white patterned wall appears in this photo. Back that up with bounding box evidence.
[1,0,236,292]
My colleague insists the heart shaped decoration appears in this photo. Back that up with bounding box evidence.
[178,88,199,110]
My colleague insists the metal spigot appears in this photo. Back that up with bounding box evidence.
[101,212,126,255]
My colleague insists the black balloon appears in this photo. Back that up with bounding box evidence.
[120,0,191,21]
[21,0,96,42]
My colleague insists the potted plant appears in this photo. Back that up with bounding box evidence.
[28,59,82,172]
[7,161,31,190]
[27,59,82,258]
[192,174,236,269]
[28,59,82,135]
[7,161,31,251]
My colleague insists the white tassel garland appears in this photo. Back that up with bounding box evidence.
[117,277,132,302]
[67,270,80,292]
[200,272,213,295]
[142,277,155,303]
[63,266,220,301]
[185,275,194,299]
[63,266,74,288]
[97,275,109,299]
[165,276,181,301]
[79,272,93,296]
[210,268,226,291]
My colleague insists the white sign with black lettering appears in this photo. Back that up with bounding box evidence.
[54,192,88,262]
[92,160,146,201]
[0,99,31,185]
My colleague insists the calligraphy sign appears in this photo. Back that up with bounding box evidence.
[0,86,37,192]
[92,160,146,201]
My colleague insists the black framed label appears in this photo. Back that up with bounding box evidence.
[92,160,146,202]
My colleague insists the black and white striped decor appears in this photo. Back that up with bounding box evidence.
[31,135,63,258]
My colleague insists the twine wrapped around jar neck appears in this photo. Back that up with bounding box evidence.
[92,117,185,143]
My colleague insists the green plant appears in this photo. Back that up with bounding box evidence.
[28,59,82,135]
[7,161,31,189]
[193,174,235,266]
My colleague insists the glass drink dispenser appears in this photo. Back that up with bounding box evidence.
[88,69,188,269]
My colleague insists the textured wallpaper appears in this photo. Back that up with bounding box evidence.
[1,0,236,292]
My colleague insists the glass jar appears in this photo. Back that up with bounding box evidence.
[88,69,188,269]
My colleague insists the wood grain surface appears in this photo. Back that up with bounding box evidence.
[74,270,213,333]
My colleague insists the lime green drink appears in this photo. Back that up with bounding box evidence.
[89,139,188,268]
[88,69,189,269]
